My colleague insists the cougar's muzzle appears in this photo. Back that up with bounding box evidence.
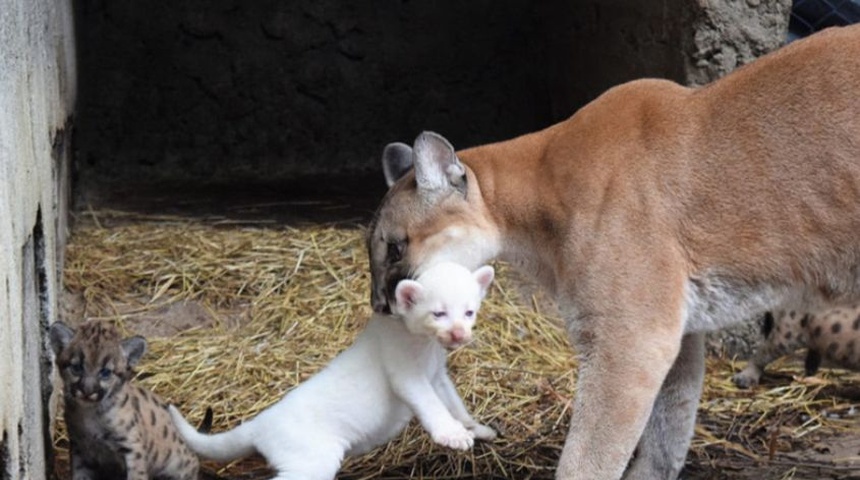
[371,263,410,314]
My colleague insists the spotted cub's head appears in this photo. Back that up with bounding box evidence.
[367,131,501,314]
[392,261,495,349]
[50,321,146,403]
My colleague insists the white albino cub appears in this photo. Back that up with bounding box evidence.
[169,261,496,480]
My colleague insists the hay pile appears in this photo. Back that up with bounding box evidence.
[56,210,860,479]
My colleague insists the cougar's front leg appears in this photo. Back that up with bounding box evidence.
[623,332,705,480]
[556,279,687,480]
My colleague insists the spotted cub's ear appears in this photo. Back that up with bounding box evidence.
[382,142,413,187]
[121,336,148,368]
[49,321,75,356]
[394,279,425,314]
[473,265,495,299]
[413,131,466,195]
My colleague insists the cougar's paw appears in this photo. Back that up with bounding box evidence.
[432,422,475,450]
[467,423,497,441]
[731,368,760,389]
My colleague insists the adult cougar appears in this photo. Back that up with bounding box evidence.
[367,25,860,480]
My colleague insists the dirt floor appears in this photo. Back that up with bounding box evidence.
[53,179,860,480]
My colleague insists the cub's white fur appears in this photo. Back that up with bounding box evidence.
[169,261,496,480]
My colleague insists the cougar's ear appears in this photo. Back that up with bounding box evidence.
[121,335,148,368]
[382,142,413,187]
[394,279,425,314]
[49,321,75,356]
[472,265,495,299]
[413,131,466,195]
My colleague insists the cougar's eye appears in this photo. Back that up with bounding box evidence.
[69,363,83,376]
[386,240,406,263]
[98,367,112,379]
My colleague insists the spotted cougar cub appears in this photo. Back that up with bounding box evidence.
[50,320,200,480]
[169,261,496,480]
[733,306,860,388]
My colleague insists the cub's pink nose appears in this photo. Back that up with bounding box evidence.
[450,327,469,343]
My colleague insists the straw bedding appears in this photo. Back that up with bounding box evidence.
[55,210,860,479]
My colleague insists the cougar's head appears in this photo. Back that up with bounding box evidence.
[367,132,500,313]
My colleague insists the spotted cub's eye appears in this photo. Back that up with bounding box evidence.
[432,311,446,319]
[386,240,406,263]
[98,367,112,379]
[68,364,83,375]
[465,310,475,317]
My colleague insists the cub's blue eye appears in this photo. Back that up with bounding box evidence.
[465,310,475,317]
[98,368,112,379]
[432,311,446,319]
[69,364,82,375]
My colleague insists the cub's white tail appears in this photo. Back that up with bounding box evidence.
[168,405,256,462]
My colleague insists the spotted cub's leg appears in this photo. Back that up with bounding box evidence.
[69,458,100,480]
[733,311,807,388]
[804,349,823,376]
[117,427,151,480]
[124,452,149,480]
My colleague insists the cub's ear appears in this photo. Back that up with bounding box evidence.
[121,335,148,368]
[413,131,466,195]
[394,279,425,314]
[49,321,75,356]
[473,265,495,299]
[382,142,414,187]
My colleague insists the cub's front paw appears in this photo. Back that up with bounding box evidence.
[731,366,761,389]
[432,422,475,450]
[467,423,497,441]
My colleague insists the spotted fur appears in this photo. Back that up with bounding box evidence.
[733,307,860,388]
[50,320,200,480]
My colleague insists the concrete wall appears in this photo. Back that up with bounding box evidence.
[0,0,76,477]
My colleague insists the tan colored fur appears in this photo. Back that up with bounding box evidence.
[368,25,860,480]
[734,306,860,388]
[51,321,199,480]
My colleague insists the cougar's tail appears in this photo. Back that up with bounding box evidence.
[169,405,256,462]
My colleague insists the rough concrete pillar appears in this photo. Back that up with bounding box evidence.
[0,0,76,478]
[680,0,792,86]
[543,0,790,116]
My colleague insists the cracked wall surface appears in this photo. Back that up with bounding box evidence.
[0,0,76,478]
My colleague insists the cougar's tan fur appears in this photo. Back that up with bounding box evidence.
[368,25,860,480]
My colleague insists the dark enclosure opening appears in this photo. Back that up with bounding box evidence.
[72,0,694,221]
